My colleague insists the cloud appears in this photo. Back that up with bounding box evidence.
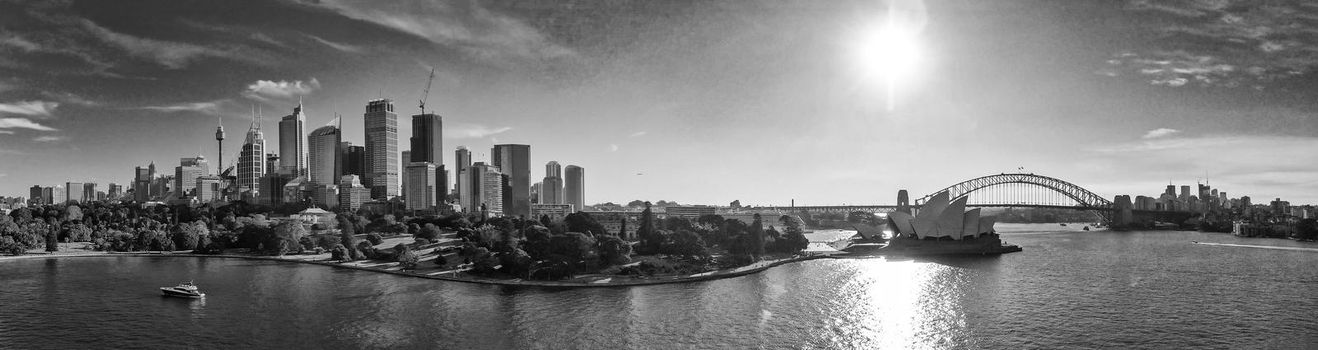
[0,118,57,131]
[0,32,40,52]
[609,144,619,152]
[1112,1,1318,88]
[40,92,98,107]
[307,34,363,53]
[0,101,58,117]
[140,101,224,114]
[1089,134,1318,201]
[242,79,321,101]
[79,19,229,69]
[1142,128,1180,139]
[0,130,14,134]
[629,131,647,138]
[33,135,66,142]
[444,123,512,139]
[309,0,574,62]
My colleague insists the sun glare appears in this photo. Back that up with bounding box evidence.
[853,12,923,111]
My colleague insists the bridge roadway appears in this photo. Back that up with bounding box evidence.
[739,204,1109,214]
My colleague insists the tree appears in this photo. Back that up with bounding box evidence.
[415,223,442,241]
[171,221,207,251]
[330,244,351,261]
[393,243,418,270]
[636,202,659,254]
[749,214,765,259]
[499,248,533,277]
[267,222,307,255]
[661,229,709,258]
[64,205,84,223]
[45,225,58,252]
[597,235,632,266]
[547,232,598,270]
[564,212,608,236]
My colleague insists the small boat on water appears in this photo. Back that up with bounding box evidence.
[161,281,205,298]
[1060,223,1067,227]
[1082,226,1090,231]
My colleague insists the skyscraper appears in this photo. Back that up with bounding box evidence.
[565,165,585,212]
[308,125,341,186]
[492,144,530,217]
[279,102,307,176]
[238,112,267,197]
[409,113,443,165]
[542,161,563,205]
[134,164,152,202]
[175,156,209,198]
[454,146,471,210]
[405,162,438,211]
[341,142,365,178]
[28,185,42,205]
[364,99,399,199]
[107,183,122,201]
[65,182,85,203]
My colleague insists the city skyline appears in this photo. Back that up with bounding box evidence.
[1,1,1316,205]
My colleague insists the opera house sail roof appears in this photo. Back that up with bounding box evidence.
[888,190,997,240]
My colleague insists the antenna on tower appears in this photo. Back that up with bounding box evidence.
[419,66,435,115]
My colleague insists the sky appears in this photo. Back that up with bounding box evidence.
[0,0,1315,206]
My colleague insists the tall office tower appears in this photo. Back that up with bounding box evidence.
[405,162,438,211]
[564,165,585,212]
[462,162,499,214]
[491,144,530,217]
[41,187,54,205]
[65,182,85,203]
[147,162,159,199]
[134,165,152,202]
[454,146,471,209]
[364,99,399,199]
[530,182,542,205]
[338,175,371,212]
[51,186,65,205]
[541,161,563,205]
[196,176,222,202]
[409,113,443,165]
[1179,185,1191,200]
[341,142,365,177]
[238,112,267,197]
[107,183,122,200]
[264,154,280,177]
[410,113,444,206]
[279,102,307,176]
[308,125,341,186]
[175,156,209,198]
[83,183,96,203]
[1164,185,1176,197]
[400,151,411,198]
[28,185,42,205]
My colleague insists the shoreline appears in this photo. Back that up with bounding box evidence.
[0,250,832,288]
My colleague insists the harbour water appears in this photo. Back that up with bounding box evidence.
[2,224,1316,349]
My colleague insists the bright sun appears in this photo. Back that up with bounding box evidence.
[853,13,923,111]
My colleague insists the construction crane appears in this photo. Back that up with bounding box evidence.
[419,67,435,115]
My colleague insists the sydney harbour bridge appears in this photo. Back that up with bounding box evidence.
[747,173,1184,225]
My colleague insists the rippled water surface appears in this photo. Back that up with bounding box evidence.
[3,224,1317,349]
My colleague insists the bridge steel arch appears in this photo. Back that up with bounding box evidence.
[914,173,1114,221]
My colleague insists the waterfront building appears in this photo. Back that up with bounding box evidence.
[405,162,439,211]
[338,175,370,212]
[196,176,222,203]
[454,146,471,210]
[237,113,267,199]
[341,142,365,178]
[587,211,641,240]
[541,161,563,205]
[308,125,341,186]
[364,99,399,199]
[175,156,209,198]
[530,203,573,222]
[279,103,307,176]
[663,205,717,219]
[28,185,42,205]
[108,183,122,201]
[492,144,530,217]
[565,165,584,213]
[65,182,85,204]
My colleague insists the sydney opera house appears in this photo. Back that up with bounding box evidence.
[878,191,1022,255]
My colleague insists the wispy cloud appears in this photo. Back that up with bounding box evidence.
[1142,128,1180,139]
[140,100,224,114]
[79,19,225,69]
[242,78,321,102]
[0,130,14,135]
[629,131,647,138]
[609,144,619,152]
[0,32,40,52]
[310,0,574,62]
[1088,134,1318,200]
[307,34,362,53]
[0,118,57,131]
[0,101,58,117]
[40,92,98,107]
[445,123,512,139]
[33,135,66,143]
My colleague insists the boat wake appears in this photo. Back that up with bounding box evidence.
[1192,242,1318,253]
